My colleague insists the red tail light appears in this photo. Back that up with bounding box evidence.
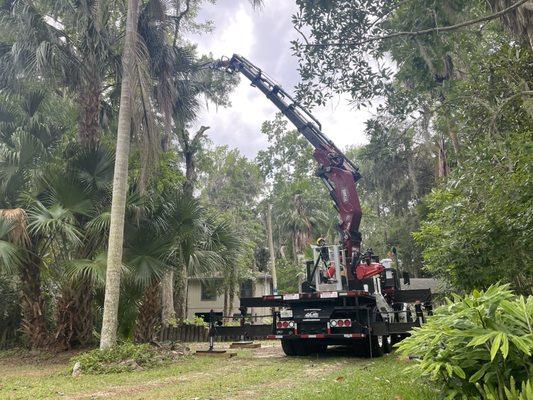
[276,322,283,328]
[330,319,352,328]
[282,321,289,328]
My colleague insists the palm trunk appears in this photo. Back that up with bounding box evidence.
[134,279,161,342]
[100,0,139,350]
[19,251,49,349]
[77,80,102,147]
[161,270,176,326]
[73,278,93,345]
[55,278,93,349]
[223,287,229,316]
[228,266,236,318]
[292,233,298,261]
[174,264,188,320]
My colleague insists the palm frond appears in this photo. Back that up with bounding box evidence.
[66,144,114,193]
[62,251,126,287]
[27,201,82,246]
[0,216,23,273]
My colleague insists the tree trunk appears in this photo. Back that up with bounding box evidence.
[292,233,298,262]
[174,264,188,320]
[77,81,102,147]
[54,278,93,350]
[223,287,229,316]
[134,280,161,342]
[161,270,176,326]
[436,136,450,178]
[100,0,139,350]
[266,204,277,291]
[449,128,461,162]
[228,265,236,318]
[19,251,49,349]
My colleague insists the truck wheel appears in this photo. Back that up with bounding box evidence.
[309,342,327,354]
[359,335,384,358]
[390,333,405,346]
[281,339,297,356]
[293,339,312,356]
[382,336,392,354]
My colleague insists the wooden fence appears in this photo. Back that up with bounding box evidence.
[159,324,209,342]
[159,323,272,343]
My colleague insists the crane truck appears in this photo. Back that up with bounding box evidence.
[209,55,433,357]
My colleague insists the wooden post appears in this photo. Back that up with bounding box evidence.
[266,204,278,293]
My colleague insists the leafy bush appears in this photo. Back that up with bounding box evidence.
[414,132,533,294]
[182,316,208,327]
[0,274,22,348]
[70,342,177,374]
[397,284,533,399]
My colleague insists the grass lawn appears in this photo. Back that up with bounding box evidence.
[0,342,436,400]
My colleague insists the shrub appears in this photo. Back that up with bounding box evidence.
[70,342,178,374]
[182,316,208,327]
[396,284,533,399]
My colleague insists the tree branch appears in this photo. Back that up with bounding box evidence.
[306,0,528,47]
[172,0,191,48]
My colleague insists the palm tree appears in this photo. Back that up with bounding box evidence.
[0,0,122,146]
[29,145,114,349]
[100,0,139,350]
[275,181,330,260]
[0,87,66,348]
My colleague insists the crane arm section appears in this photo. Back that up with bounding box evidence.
[212,54,364,285]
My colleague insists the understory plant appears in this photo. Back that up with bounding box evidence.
[396,284,532,399]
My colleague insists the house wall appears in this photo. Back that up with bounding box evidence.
[186,276,273,320]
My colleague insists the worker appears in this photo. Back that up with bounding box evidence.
[317,237,330,262]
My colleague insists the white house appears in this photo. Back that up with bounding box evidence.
[186,272,273,320]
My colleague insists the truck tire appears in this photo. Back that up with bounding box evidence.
[390,333,406,346]
[281,339,297,356]
[309,341,327,354]
[355,335,384,358]
[293,339,312,356]
[382,336,392,354]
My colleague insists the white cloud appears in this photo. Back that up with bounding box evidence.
[194,3,255,57]
[189,0,371,158]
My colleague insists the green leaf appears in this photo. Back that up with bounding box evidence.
[453,366,466,379]
[500,334,509,359]
[469,367,486,383]
[467,332,495,347]
[490,333,501,361]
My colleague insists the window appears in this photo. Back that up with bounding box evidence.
[240,280,253,298]
[201,280,218,301]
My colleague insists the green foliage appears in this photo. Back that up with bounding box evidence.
[182,316,207,327]
[275,258,302,294]
[0,273,21,348]
[414,132,532,293]
[70,342,174,374]
[397,284,533,399]
[257,114,336,260]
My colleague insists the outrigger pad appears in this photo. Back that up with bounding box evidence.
[195,350,236,358]
[230,341,261,349]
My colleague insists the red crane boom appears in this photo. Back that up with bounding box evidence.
[212,54,366,287]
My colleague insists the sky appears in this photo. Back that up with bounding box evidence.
[189,0,372,158]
